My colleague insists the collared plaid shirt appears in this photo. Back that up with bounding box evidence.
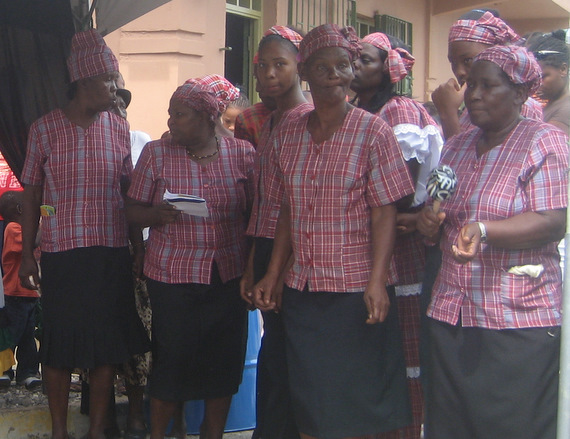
[429,119,568,329]
[246,102,313,239]
[459,96,543,132]
[127,136,255,285]
[22,109,132,252]
[378,96,443,286]
[234,102,272,148]
[266,107,414,293]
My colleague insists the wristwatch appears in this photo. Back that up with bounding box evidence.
[476,221,487,243]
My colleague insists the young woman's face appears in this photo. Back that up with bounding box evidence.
[464,60,523,131]
[301,46,354,104]
[256,39,299,99]
[350,42,385,94]
[448,41,491,85]
[537,61,568,102]
[221,106,243,133]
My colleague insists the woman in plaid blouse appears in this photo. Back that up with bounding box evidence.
[418,45,567,439]
[252,24,415,439]
[126,82,254,439]
[351,32,443,439]
[432,9,543,140]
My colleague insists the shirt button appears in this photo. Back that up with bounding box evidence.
[204,183,209,188]
[210,225,215,230]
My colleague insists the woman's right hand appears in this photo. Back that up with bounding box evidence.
[152,203,182,225]
[19,253,40,290]
[417,206,446,243]
[432,78,466,114]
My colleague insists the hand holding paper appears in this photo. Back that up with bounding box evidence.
[163,189,209,218]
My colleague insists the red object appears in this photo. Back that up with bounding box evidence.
[0,152,23,220]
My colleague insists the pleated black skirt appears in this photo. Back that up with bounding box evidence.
[39,246,150,369]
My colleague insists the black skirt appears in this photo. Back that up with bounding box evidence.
[39,246,150,369]
[424,318,560,439]
[282,286,411,439]
[147,267,247,401]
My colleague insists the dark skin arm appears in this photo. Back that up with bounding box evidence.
[121,178,145,279]
[19,185,42,290]
[365,204,397,324]
[125,197,182,228]
[452,209,566,263]
[251,203,293,312]
[395,158,421,235]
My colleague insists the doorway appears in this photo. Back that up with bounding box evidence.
[224,11,258,100]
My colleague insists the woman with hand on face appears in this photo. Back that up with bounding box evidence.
[418,45,567,439]
[527,30,570,135]
[126,82,254,439]
[432,9,543,140]
[252,24,414,439]
[239,25,311,439]
[350,32,443,439]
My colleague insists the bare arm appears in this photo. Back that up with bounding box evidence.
[19,185,42,289]
[125,197,181,228]
[252,203,293,311]
[453,209,566,263]
[365,204,397,324]
[240,242,256,309]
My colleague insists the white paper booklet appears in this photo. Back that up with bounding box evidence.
[163,189,209,218]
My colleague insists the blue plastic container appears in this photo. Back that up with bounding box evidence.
[184,309,261,433]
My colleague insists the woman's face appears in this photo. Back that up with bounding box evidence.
[350,42,385,94]
[300,46,354,104]
[256,39,299,99]
[167,98,207,146]
[84,71,119,111]
[537,61,568,102]
[464,60,523,131]
[448,41,491,85]
[221,106,243,133]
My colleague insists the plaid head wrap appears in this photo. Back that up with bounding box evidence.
[362,32,415,83]
[474,45,542,95]
[185,75,240,113]
[67,29,119,82]
[263,25,303,49]
[298,24,361,63]
[171,82,219,121]
[448,11,521,45]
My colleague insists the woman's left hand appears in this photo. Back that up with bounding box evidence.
[364,280,390,324]
[452,222,482,264]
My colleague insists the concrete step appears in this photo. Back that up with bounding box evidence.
[0,397,253,439]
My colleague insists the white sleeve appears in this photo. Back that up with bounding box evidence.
[393,123,443,207]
